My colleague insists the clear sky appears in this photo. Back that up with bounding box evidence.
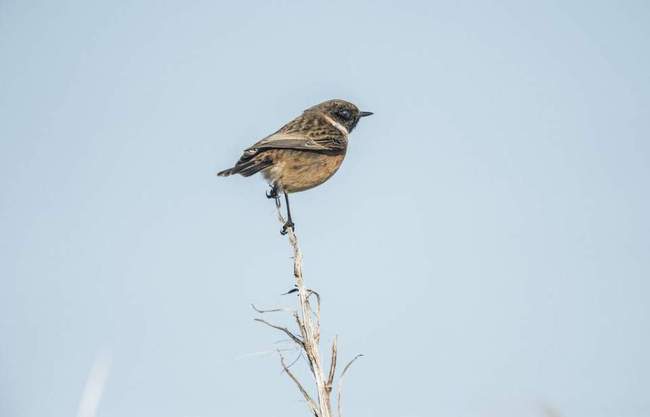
[1,1,649,417]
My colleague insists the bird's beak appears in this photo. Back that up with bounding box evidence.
[359,111,374,117]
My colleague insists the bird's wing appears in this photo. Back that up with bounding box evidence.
[244,114,347,155]
[245,132,342,153]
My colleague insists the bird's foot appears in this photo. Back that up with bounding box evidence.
[266,185,281,208]
[266,185,278,199]
[280,220,295,235]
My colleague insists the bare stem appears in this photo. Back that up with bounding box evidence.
[251,203,362,417]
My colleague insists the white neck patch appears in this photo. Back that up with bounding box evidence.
[321,113,349,136]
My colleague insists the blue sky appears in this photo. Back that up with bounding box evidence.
[1,1,649,416]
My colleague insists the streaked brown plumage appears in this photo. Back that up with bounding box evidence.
[218,99,372,233]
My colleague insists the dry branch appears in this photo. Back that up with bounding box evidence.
[251,204,363,417]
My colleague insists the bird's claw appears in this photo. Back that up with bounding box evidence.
[266,186,281,208]
[266,185,278,199]
[280,221,295,235]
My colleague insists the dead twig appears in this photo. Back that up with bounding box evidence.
[254,318,304,348]
[326,336,338,392]
[279,350,320,417]
[336,354,364,417]
[284,350,303,370]
[251,303,295,314]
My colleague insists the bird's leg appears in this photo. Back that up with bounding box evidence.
[266,184,280,208]
[280,192,295,235]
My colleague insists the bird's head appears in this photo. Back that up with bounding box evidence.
[306,99,373,133]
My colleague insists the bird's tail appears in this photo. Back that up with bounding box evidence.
[217,167,236,177]
[217,156,273,177]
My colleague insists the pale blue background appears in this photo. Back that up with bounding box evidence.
[1,1,649,417]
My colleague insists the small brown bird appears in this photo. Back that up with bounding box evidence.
[218,99,373,234]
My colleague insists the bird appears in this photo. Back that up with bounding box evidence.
[218,99,373,234]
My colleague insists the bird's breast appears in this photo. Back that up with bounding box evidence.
[262,150,346,193]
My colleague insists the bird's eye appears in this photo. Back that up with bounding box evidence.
[337,109,352,120]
